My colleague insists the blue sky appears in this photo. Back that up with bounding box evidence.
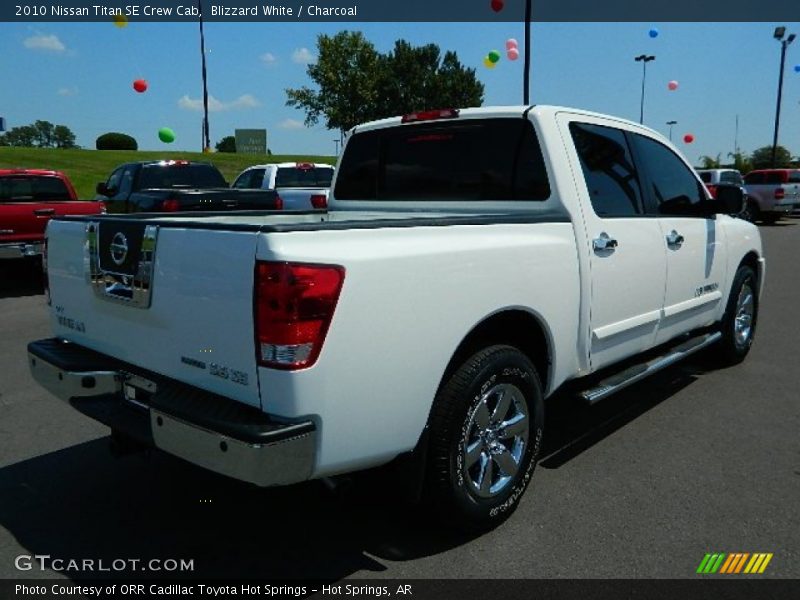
[1,21,799,163]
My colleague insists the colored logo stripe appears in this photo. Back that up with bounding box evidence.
[698,553,773,574]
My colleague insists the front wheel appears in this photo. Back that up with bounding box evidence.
[740,199,759,223]
[425,345,544,529]
[717,265,758,365]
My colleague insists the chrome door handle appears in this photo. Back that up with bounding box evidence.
[34,208,56,216]
[666,230,684,248]
[593,232,618,251]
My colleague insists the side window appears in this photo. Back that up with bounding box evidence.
[106,168,124,193]
[248,169,266,188]
[232,170,252,189]
[630,133,705,216]
[569,122,643,217]
[788,171,800,183]
[118,167,134,197]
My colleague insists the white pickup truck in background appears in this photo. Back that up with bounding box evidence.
[29,105,763,528]
[231,162,334,210]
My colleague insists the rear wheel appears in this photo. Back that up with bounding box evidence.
[425,345,544,529]
[717,265,758,365]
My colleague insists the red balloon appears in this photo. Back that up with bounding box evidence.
[490,0,504,12]
[132,79,148,93]
[683,134,695,144]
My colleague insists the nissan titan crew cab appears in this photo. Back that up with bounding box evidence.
[28,106,764,528]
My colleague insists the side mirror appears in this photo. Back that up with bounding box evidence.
[95,182,108,196]
[711,186,745,215]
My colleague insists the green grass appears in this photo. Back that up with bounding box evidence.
[0,147,336,199]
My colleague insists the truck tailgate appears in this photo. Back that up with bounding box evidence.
[1,201,102,242]
[46,217,262,408]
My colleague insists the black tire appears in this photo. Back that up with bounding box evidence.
[425,345,544,529]
[717,265,758,365]
[740,199,759,223]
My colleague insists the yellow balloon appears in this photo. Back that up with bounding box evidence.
[113,14,128,28]
[483,57,496,69]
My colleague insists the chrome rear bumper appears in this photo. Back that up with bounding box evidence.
[28,338,315,487]
[0,242,43,260]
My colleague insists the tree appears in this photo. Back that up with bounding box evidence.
[0,121,77,148]
[286,31,484,138]
[699,154,721,168]
[728,151,752,174]
[33,120,55,147]
[96,132,137,150]
[1,125,38,147]
[215,135,236,153]
[750,145,792,169]
[53,125,77,149]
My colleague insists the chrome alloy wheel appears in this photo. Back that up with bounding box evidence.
[734,283,755,347]
[462,383,530,498]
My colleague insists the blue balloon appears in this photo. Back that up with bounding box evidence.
[649,28,659,38]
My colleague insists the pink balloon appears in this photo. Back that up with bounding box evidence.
[506,38,518,50]
[668,80,679,91]
[507,48,520,61]
[683,134,695,144]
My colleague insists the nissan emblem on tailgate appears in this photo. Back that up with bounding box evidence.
[110,232,129,266]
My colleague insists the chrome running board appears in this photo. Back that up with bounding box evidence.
[579,332,722,404]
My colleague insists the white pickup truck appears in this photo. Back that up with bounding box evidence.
[29,106,763,528]
[231,162,334,210]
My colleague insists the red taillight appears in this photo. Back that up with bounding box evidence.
[310,194,327,209]
[296,162,314,170]
[401,108,459,123]
[275,194,284,210]
[161,197,181,212]
[706,184,718,198]
[254,262,345,370]
[774,188,785,199]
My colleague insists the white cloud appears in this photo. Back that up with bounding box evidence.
[292,47,316,64]
[260,52,277,66]
[24,34,66,53]
[57,86,78,96]
[278,119,305,130]
[178,94,261,112]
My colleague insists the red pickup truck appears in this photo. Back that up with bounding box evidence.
[0,169,103,261]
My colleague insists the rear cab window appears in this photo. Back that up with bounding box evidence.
[719,171,743,185]
[138,163,227,189]
[0,176,72,202]
[275,165,334,188]
[334,118,550,201]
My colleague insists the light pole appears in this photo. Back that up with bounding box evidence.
[198,0,211,153]
[333,139,340,155]
[635,54,655,124]
[523,0,532,104]
[771,26,795,167]
[666,120,677,141]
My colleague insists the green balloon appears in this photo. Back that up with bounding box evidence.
[158,127,176,143]
[488,50,501,64]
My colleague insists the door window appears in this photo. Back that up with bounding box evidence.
[744,172,764,185]
[105,168,124,194]
[630,134,706,216]
[569,122,643,217]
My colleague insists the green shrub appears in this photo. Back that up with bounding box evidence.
[96,132,138,151]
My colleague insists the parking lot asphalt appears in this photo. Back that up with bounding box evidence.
[0,218,798,581]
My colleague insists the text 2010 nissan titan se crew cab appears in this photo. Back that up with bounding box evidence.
[28,106,763,528]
